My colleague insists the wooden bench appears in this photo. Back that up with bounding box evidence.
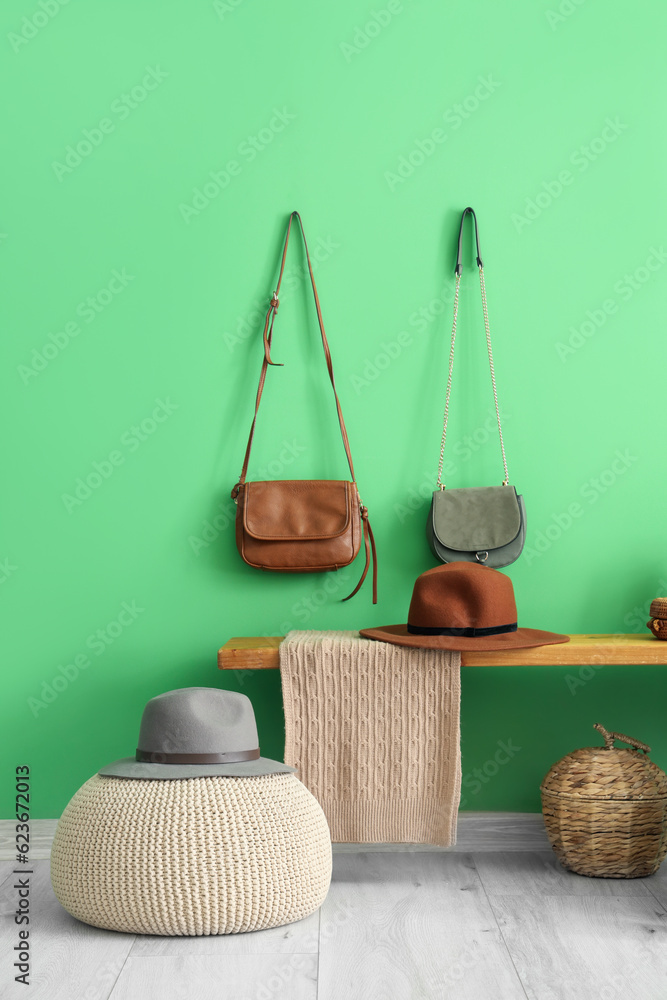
[218,634,667,670]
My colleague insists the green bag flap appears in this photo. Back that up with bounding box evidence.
[432,486,521,551]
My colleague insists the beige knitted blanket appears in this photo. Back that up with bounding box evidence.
[280,630,461,846]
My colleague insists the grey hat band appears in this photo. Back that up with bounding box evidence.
[135,748,261,765]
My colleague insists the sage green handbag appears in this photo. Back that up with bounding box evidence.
[427,208,526,568]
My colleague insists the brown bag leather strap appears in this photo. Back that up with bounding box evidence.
[342,506,377,603]
[233,211,377,604]
[233,211,358,490]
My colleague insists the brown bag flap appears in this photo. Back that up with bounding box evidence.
[242,480,354,540]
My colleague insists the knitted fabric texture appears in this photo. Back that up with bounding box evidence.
[50,773,332,936]
[280,630,461,846]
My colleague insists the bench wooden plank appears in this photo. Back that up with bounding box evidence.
[218,634,667,670]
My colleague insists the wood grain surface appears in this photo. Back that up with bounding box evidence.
[2,851,666,999]
[109,954,318,1000]
[218,634,667,670]
[317,851,527,1000]
[0,862,135,1000]
[488,894,667,1000]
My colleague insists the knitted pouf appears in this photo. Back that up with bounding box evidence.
[50,772,332,935]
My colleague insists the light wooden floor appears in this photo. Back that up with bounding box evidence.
[2,823,667,999]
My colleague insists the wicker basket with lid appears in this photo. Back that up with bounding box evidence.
[541,723,667,878]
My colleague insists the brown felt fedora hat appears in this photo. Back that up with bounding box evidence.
[359,562,569,651]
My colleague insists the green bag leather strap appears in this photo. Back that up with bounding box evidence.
[455,206,483,275]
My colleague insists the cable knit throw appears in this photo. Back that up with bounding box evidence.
[280,631,462,846]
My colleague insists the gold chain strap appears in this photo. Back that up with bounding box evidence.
[436,265,509,489]
[436,273,461,489]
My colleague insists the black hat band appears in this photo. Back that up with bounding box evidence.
[407,622,518,638]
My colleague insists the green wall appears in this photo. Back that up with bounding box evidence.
[4,0,667,818]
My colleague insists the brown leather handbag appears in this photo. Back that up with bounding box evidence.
[231,211,377,603]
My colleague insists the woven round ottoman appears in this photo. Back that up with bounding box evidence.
[51,771,332,935]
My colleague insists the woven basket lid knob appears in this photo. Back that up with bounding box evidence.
[592,722,651,754]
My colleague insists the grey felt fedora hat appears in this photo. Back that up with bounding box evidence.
[99,687,296,779]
